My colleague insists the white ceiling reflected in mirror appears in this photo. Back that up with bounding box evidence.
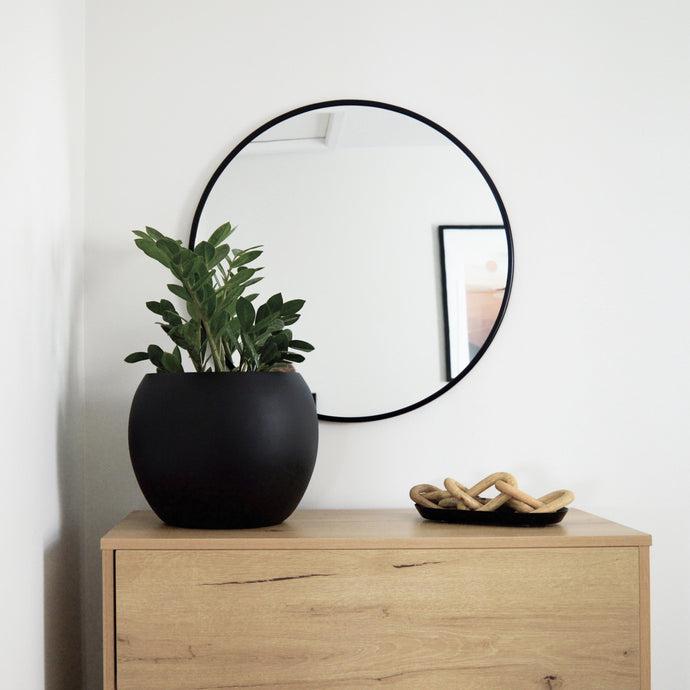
[190,100,513,422]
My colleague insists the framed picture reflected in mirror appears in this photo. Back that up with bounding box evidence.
[439,225,510,381]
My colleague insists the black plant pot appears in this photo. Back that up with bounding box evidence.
[128,372,318,529]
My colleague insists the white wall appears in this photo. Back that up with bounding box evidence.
[0,0,84,687]
[84,1,690,687]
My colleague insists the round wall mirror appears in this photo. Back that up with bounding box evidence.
[190,100,513,422]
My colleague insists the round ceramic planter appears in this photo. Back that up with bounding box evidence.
[128,372,318,529]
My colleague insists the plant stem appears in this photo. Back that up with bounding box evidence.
[179,274,226,372]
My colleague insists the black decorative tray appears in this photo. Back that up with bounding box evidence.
[414,503,568,527]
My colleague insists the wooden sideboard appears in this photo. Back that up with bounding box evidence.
[102,509,651,689]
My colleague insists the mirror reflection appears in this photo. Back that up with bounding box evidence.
[191,101,512,421]
[439,225,510,380]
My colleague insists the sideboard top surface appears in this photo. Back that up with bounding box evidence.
[101,508,651,551]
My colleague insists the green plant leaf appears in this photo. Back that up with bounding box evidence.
[161,351,184,373]
[145,344,166,370]
[232,244,262,256]
[231,249,262,268]
[194,241,216,265]
[208,222,234,247]
[144,227,164,241]
[161,308,183,326]
[147,344,164,359]
[238,276,263,290]
[267,293,283,312]
[199,285,216,317]
[165,326,192,351]
[272,331,290,350]
[254,313,283,336]
[124,351,150,363]
[187,299,200,320]
[176,252,200,278]
[134,238,172,268]
[225,318,242,351]
[240,330,260,370]
[210,244,230,268]
[167,283,189,301]
[283,352,306,363]
[260,340,280,363]
[189,269,214,294]
[156,237,183,262]
[289,339,314,352]
[234,265,261,279]
[255,303,270,324]
[209,310,228,334]
[236,297,255,331]
[282,299,305,315]
[146,300,165,315]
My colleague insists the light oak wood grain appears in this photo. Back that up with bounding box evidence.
[101,508,651,551]
[115,546,643,689]
[639,545,651,689]
[103,509,651,689]
[101,550,115,690]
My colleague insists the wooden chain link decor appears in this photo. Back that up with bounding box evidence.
[410,472,574,514]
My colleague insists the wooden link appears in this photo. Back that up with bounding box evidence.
[494,480,544,513]
[409,484,444,509]
[444,478,485,510]
[410,473,574,514]
[532,490,575,513]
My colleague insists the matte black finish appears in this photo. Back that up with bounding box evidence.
[189,99,514,424]
[128,372,318,529]
[414,504,567,527]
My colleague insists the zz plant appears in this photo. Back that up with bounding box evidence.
[125,223,313,373]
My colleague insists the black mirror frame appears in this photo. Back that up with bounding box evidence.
[190,99,514,424]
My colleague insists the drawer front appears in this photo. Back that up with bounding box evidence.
[116,547,641,689]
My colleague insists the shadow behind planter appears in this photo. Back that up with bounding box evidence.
[128,372,318,529]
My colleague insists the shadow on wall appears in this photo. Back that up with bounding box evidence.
[43,367,84,689]
[82,391,145,689]
[44,535,81,689]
